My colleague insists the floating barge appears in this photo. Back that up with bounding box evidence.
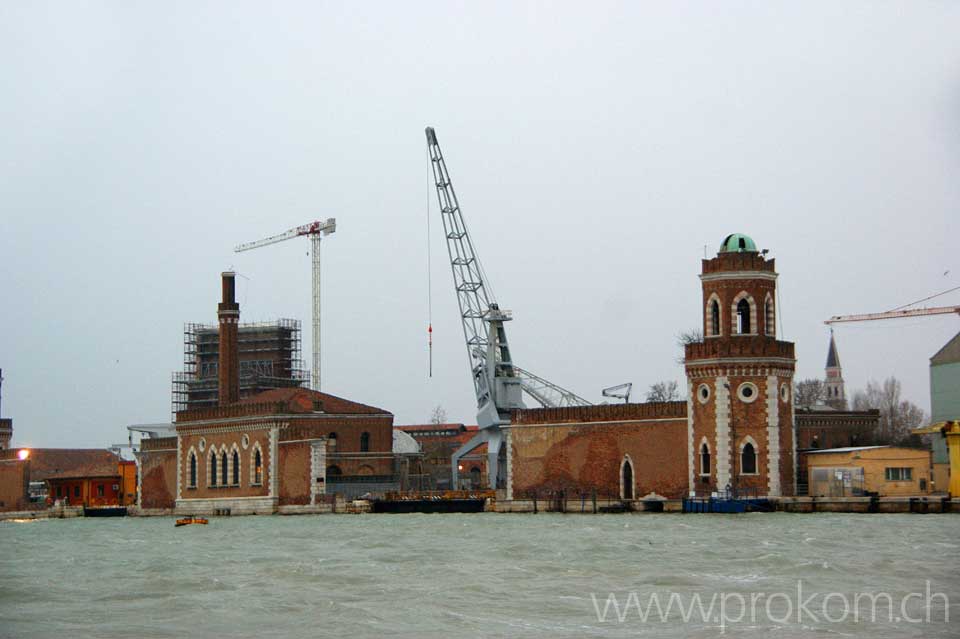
[682,496,773,514]
[372,490,494,514]
[83,506,128,517]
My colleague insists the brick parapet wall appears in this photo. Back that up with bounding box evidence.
[140,437,177,452]
[512,401,687,425]
[702,253,775,274]
[685,337,794,363]
[176,401,288,423]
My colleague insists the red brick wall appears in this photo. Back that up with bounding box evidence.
[689,378,717,494]
[179,429,272,500]
[0,459,29,511]
[306,416,393,454]
[139,447,177,510]
[278,442,311,505]
[509,413,688,499]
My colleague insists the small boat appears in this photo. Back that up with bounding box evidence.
[175,516,208,527]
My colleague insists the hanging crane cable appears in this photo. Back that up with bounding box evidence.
[887,284,960,312]
[426,145,434,377]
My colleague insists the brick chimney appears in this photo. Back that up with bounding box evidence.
[218,272,240,405]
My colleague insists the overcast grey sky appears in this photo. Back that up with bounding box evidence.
[1,2,958,449]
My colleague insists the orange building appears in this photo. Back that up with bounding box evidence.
[47,459,137,510]
[805,446,932,497]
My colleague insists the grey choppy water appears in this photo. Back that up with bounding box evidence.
[1,513,957,638]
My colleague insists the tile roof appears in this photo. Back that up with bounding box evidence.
[238,387,390,415]
[9,448,121,481]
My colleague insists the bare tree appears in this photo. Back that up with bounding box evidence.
[677,328,703,346]
[794,378,826,408]
[851,377,927,445]
[429,404,448,425]
[646,381,680,402]
[676,328,703,363]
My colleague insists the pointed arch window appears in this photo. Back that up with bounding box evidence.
[741,442,758,475]
[711,300,721,336]
[189,452,197,489]
[209,452,218,486]
[620,456,634,500]
[736,298,751,334]
[700,442,711,476]
[765,296,775,336]
[221,451,228,486]
[253,448,263,485]
[360,432,370,453]
[232,450,240,485]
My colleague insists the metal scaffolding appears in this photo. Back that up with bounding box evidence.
[171,319,308,418]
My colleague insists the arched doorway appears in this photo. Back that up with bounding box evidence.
[620,456,634,500]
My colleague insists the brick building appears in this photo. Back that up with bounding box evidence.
[795,408,881,450]
[685,233,796,497]
[136,272,399,515]
[504,234,798,501]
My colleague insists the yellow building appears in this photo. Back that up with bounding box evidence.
[806,446,932,497]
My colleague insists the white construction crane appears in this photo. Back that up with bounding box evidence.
[235,218,337,391]
[825,305,960,325]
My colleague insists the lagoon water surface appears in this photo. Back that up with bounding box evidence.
[1,513,957,638]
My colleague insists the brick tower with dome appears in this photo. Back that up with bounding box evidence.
[684,234,797,497]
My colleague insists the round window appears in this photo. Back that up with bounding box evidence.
[780,384,790,403]
[737,382,759,403]
[697,384,711,404]
[241,434,250,449]
[198,438,206,452]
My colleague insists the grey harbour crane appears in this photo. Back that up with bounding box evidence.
[425,127,590,490]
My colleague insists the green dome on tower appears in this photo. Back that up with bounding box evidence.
[719,233,758,254]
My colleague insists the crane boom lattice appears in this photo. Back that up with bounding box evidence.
[234,218,336,391]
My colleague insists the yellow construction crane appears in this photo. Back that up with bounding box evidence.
[913,421,960,498]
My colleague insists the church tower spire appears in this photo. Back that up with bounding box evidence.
[824,330,846,409]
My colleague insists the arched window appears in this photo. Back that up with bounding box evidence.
[189,453,197,488]
[741,442,757,475]
[469,466,482,487]
[360,432,370,452]
[326,465,342,477]
[711,300,721,336]
[736,298,751,334]
[621,456,634,500]
[232,450,240,485]
[209,452,218,486]
[700,442,711,476]
[221,451,228,486]
[765,295,775,336]
[253,448,263,485]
